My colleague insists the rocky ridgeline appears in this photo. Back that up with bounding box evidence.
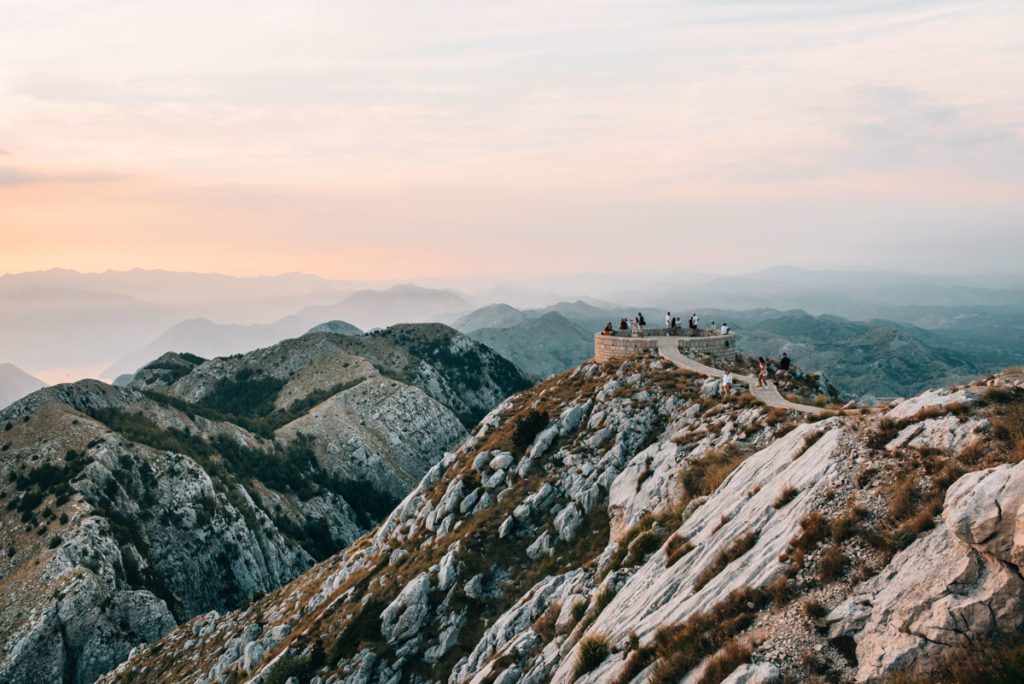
[93,353,1024,684]
[0,325,528,683]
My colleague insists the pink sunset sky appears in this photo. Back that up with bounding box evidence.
[2,0,1022,279]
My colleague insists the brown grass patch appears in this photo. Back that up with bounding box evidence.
[773,484,798,508]
[818,543,847,583]
[664,533,694,567]
[678,444,750,505]
[693,530,760,591]
[694,638,753,684]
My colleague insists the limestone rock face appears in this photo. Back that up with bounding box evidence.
[569,424,844,672]
[828,460,1024,681]
[884,387,976,421]
[943,460,1024,564]
[275,375,466,499]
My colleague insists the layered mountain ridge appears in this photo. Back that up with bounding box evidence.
[93,351,1024,683]
[0,324,529,683]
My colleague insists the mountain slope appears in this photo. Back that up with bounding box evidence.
[452,303,529,332]
[467,312,593,380]
[735,311,979,399]
[0,363,47,409]
[0,324,529,683]
[98,353,1024,683]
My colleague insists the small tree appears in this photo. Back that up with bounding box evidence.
[512,409,549,450]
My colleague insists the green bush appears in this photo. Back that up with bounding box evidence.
[198,367,285,418]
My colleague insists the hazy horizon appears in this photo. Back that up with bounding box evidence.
[2,1,1022,279]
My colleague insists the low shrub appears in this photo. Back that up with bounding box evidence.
[804,600,828,619]
[678,445,749,503]
[511,409,549,450]
[625,529,666,567]
[574,635,611,679]
[571,599,587,623]
[819,544,847,583]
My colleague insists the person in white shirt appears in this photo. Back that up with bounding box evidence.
[720,323,729,335]
[665,312,672,328]
[721,370,733,395]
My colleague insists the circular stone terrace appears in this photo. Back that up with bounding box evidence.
[594,328,824,415]
[594,328,735,363]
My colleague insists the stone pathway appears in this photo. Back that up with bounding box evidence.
[656,338,826,415]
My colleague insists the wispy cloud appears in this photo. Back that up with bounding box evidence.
[0,166,125,186]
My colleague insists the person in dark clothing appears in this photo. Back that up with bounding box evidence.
[637,312,646,327]
[775,352,791,387]
[619,318,628,331]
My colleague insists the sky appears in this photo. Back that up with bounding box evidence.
[1,0,1022,279]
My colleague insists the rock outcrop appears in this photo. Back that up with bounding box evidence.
[828,457,1024,681]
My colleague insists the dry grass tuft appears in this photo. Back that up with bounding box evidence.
[818,543,847,583]
[678,444,750,505]
[693,530,760,591]
[574,634,611,680]
[694,639,753,684]
[533,601,561,642]
[773,484,799,509]
[664,533,694,567]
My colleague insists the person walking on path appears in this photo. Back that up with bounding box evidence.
[757,357,768,388]
[722,370,733,396]
[775,352,791,387]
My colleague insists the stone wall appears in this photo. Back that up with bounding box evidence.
[593,333,735,363]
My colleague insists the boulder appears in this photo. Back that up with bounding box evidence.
[943,460,1024,564]
[380,572,433,644]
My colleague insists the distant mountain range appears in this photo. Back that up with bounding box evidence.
[0,363,46,409]
[4,266,1024,396]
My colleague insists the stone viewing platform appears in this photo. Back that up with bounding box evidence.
[595,328,824,414]
[594,328,735,363]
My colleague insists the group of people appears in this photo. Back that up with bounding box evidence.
[601,311,733,338]
[602,312,648,337]
[720,352,790,395]
[664,312,729,336]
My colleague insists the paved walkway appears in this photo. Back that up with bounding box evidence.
[656,338,826,415]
